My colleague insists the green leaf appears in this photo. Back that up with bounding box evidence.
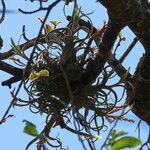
[44,24,53,34]
[50,20,61,26]
[112,130,127,140]
[28,72,39,81]
[39,70,49,77]
[23,120,39,136]
[43,136,49,143]
[111,136,141,150]
[73,4,80,20]
[29,70,49,81]
[72,4,81,28]
[10,38,22,55]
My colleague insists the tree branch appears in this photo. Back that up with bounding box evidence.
[0,60,22,75]
[98,0,150,125]
[79,19,125,84]
[0,60,23,87]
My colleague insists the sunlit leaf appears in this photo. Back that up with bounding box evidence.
[39,70,49,77]
[45,24,53,33]
[50,20,61,26]
[23,120,39,136]
[111,136,141,150]
[73,4,80,20]
[72,4,81,28]
[29,72,39,81]
[45,24,53,34]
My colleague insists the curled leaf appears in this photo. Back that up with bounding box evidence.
[39,70,49,77]
[29,70,49,81]
[23,120,39,136]
[29,72,39,81]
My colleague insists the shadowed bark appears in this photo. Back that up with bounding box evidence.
[97,0,150,125]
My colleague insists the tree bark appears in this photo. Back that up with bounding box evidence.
[97,0,150,125]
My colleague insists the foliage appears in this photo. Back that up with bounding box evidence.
[107,130,141,150]
[0,0,150,150]
[23,120,39,136]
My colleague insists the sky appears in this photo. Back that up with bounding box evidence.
[0,0,149,150]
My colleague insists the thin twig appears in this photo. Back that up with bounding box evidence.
[120,37,138,63]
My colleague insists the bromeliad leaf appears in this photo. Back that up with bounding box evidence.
[110,136,141,150]
[72,4,81,29]
[23,120,39,136]
[10,38,22,55]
